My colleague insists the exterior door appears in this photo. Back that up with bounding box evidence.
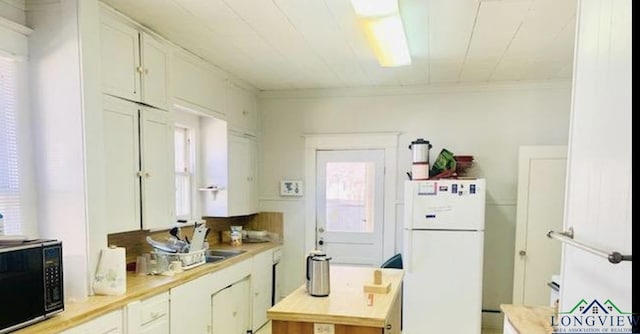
[316,149,385,266]
[512,145,567,305]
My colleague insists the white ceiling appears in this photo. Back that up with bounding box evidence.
[101,0,577,91]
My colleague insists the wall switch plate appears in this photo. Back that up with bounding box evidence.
[313,323,335,334]
[280,179,303,196]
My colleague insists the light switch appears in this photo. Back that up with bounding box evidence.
[313,323,335,334]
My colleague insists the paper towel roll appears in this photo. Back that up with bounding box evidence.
[93,246,126,295]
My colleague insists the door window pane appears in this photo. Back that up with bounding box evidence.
[325,162,375,233]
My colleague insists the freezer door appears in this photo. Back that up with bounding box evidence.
[404,179,486,230]
[402,230,484,334]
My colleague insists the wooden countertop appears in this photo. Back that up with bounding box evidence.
[500,304,556,334]
[14,242,281,334]
[267,266,404,328]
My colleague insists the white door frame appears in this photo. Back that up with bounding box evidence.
[304,133,399,265]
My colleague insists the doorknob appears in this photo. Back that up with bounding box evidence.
[318,227,325,233]
[318,239,324,246]
[519,250,526,256]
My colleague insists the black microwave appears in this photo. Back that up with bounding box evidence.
[0,239,64,333]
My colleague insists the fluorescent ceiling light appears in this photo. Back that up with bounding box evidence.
[351,0,398,17]
[350,0,411,67]
[361,15,411,67]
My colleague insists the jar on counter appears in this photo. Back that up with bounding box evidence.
[230,225,243,246]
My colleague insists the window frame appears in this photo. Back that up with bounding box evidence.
[173,110,200,223]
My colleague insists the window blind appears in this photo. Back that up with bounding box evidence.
[0,56,21,235]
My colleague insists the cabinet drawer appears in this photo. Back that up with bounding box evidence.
[61,309,123,334]
[141,292,169,325]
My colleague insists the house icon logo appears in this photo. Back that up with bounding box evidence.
[552,299,637,333]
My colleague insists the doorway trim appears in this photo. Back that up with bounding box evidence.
[304,132,399,265]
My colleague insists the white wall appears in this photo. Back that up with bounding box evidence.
[258,81,572,321]
[559,0,632,332]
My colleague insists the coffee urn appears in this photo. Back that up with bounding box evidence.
[409,138,432,180]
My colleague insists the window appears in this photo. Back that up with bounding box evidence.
[0,56,20,235]
[173,110,200,222]
[174,125,193,220]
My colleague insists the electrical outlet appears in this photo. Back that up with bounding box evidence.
[313,323,335,334]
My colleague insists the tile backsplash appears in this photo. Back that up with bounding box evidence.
[108,212,283,265]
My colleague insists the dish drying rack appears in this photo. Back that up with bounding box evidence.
[153,248,206,270]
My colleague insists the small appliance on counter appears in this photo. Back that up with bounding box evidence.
[306,250,332,297]
[408,138,432,180]
[0,239,64,334]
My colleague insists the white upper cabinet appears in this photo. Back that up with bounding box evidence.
[103,95,141,233]
[100,8,169,110]
[226,81,258,136]
[140,32,169,110]
[228,134,258,216]
[200,118,258,218]
[103,95,175,233]
[171,51,227,116]
[139,106,175,230]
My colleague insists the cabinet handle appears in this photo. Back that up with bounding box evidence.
[386,324,392,330]
[136,66,144,73]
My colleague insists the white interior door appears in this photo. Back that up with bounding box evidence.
[512,145,567,305]
[316,149,384,266]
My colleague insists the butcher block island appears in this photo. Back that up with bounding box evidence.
[267,266,404,334]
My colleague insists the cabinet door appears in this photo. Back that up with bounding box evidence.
[100,15,141,103]
[140,106,175,230]
[226,82,257,135]
[171,275,211,334]
[227,135,252,216]
[212,278,251,334]
[172,52,226,115]
[60,309,123,334]
[252,250,273,332]
[103,95,141,233]
[248,137,259,213]
[140,32,169,110]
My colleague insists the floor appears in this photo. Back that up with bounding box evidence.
[254,321,503,334]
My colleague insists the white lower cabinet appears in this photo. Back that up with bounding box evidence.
[60,309,123,334]
[126,292,170,334]
[211,277,251,334]
[170,257,253,333]
[251,249,274,332]
[170,273,212,333]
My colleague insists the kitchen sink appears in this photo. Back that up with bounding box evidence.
[205,249,247,263]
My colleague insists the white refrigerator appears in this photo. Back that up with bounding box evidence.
[402,179,486,334]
